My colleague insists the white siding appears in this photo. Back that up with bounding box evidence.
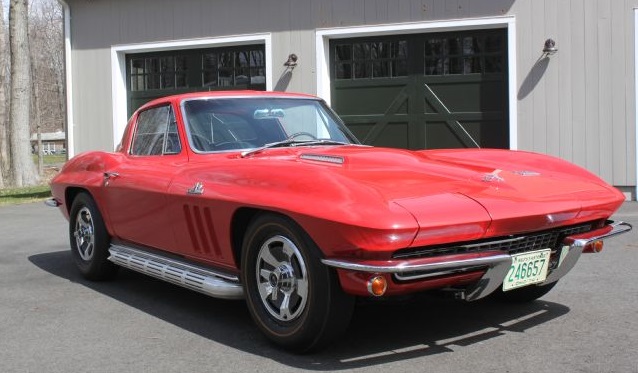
[509,0,638,188]
[66,0,637,191]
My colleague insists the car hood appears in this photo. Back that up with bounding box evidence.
[191,146,624,247]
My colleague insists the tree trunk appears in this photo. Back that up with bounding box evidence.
[0,2,9,188]
[31,51,43,175]
[8,0,38,187]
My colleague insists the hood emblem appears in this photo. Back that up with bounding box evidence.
[513,170,541,176]
[482,169,504,183]
[187,182,204,195]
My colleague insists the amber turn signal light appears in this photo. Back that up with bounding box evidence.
[592,240,604,253]
[367,276,388,297]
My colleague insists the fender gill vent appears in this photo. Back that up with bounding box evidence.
[300,154,344,164]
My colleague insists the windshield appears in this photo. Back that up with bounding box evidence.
[181,97,358,153]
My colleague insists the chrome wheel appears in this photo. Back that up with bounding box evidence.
[74,206,95,261]
[242,214,354,351]
[256,235,308,322]
[69,192,118,280]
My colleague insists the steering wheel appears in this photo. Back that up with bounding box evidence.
[191,133,214,151]
[287,132,317,141]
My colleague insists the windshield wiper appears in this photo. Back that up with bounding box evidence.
[293,139,350,146]
[240,139,350,158]
[240,139,300,158]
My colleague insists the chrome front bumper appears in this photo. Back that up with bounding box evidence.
[322,220,632,301]
[44,198,61,207]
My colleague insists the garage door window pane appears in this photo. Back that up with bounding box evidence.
[425,39,443,57]
[485,34,503,53]
[203,53,218,87]
[250,67,266,84]
[354,62,370,79]
[131,59,144,74]
[335,45,352,61]
[336,63,352,79]
[424,32,503,76]
[372,61,390,78]
[130,59,145,91]
[463,37,480,54]
[371,42,389,59]
[464,56,482,74]
[176,73,187,88]
[203,53,217,70]
[447,38,462,55]
[337,40,406,79]
[146,74,160,90]
[447,57,462,74]
[391,41,407,59]
[484,56,503,73]
[425,58,443,75]
[160,57,175,89]
[354,43,370,59]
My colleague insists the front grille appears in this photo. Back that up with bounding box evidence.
[393,223,594,260]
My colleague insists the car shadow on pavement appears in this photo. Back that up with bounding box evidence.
[30,250,570,370]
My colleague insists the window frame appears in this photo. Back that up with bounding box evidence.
[130,104,182,156]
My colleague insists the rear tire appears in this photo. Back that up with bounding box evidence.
[241,213,354,353]
[69,192,118,280]
[492,281,558,303]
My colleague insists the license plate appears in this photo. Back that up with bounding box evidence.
[503,249,551,291]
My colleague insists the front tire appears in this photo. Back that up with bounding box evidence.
[241,213,354,352]
[69,192,118,280]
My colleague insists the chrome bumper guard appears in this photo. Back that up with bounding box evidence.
[44,198,61,207]
[322,220,632,301]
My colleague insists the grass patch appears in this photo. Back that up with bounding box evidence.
[0,184,51,206]
[32,154,66,165]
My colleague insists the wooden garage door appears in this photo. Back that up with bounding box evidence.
[126,44,266,116]
[330,29,508,149]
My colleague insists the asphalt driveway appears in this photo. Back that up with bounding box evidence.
[1,202,637,372]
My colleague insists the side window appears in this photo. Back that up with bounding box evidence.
[131,105,181,155]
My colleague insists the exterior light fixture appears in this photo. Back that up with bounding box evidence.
[284,53,298,68]
[543,38,558,56]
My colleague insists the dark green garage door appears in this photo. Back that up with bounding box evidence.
[330,29,508,149]
[126,44,266,116]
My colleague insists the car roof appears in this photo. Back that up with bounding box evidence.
[138,90,320,112]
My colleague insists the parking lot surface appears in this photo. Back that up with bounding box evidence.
[1,202,637,372]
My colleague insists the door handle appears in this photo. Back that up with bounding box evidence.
[103,172,120,186]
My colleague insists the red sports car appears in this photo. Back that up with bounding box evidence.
[47,91,631,352]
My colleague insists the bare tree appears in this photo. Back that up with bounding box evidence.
[8,0,38,186]
[0,2,9,188]
[29,0,64,135]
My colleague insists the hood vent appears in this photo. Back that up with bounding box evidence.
[300,153,345,165]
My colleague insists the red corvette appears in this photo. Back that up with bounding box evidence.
[48,91,631,352]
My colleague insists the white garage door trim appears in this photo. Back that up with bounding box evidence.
[635,8,638,200]
[110,33,273,150]
[315,16,518,150]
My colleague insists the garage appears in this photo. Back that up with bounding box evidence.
[126,44,266,116]
[329,28,509,150]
